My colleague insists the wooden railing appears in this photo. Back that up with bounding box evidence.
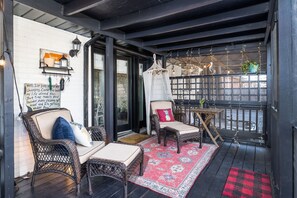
[170,73,267,143]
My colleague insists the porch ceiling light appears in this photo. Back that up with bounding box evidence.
[69,36,81,57]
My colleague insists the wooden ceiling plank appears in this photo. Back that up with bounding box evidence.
[16,0,158,53]
[63,0,105,16]
[126,2,269,39]
[144,21,267,46]
[157,33,265,52]
[101,0,222,30]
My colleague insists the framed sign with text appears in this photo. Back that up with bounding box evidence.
[24,83,61,111]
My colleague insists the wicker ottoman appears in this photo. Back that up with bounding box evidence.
[87,143,144,198]
[164,125,202,153]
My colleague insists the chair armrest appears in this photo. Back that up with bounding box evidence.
[39,139,78,156]
[151,114,161,132]
[86,126,107,142]
[35,139,80,166]
[173,112,186,123]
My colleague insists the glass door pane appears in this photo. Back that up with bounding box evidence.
[116,59,129,130]
[93,53,105,126]
[139,63,144,124]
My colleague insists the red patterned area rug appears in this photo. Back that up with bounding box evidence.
[222,167,272,198]
[129,136,217,198]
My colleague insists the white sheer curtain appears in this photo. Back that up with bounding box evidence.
[143,55,173,134]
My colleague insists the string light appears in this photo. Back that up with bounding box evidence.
[172,65,175,75]
[226,46,230,74]
[0,54,5,66]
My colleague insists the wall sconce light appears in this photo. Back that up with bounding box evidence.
[69,36,81,57]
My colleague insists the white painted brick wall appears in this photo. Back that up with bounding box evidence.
[13,16,90,177]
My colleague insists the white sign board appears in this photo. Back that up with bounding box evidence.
[24,83,61,111]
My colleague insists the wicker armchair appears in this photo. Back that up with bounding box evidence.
[22,108,106,194]
[150,101,202,153]
[150,101,186,143]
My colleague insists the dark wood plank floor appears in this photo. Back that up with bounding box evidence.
[15,141,271,198]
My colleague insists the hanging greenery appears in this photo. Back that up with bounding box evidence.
[241,60,259,74]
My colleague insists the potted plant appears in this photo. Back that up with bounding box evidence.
[199,98,205,108]
[241,60,259,74]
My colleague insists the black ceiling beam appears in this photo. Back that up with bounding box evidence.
[264,0,276,44]
[144,21,267,46]
[101,0,222,30]
[63,0,105,16]
[156,33,265,52]
[126,2,269,39]
[15,0,160,54]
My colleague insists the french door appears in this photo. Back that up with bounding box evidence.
[92,51,105,127]
[138,62,146,128]
[116,57,131,132]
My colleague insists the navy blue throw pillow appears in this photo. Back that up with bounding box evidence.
[52,117,75,142]
[52,117,75,156]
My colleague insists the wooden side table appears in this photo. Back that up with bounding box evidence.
[191,108,224,147]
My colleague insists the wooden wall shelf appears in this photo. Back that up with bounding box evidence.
[40,66,73,76]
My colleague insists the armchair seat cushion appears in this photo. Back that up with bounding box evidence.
[160,121,199,134]
[31,109,72,139]
[151,101,173,115]
[77,141,105,164]
[90,143,141,166]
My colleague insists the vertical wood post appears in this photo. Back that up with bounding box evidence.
[276,0,295,197]
[2,0,14,197]
[105,37,115,142]
[131,57,140,133]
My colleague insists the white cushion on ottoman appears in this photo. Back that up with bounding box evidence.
[77,141,105,164]
[90,143,141,166]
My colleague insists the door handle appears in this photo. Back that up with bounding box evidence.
[0,149,3,160]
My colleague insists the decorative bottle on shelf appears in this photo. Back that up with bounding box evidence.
[60,55,68,68]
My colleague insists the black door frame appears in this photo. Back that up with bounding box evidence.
[116,55,132,132]
[91,47,106,127]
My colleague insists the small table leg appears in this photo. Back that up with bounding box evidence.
[196,112,220,147]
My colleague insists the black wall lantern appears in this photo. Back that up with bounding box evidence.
[69,36,81,57]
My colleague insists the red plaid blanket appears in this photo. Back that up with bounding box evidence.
[222,167,272,198]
